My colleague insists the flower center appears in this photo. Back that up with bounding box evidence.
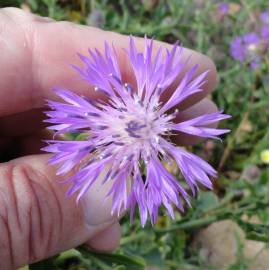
[248,44,257,51]
[109,99,161,145]
[90,84,175,161]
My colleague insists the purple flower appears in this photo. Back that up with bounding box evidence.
[260,10,269,24]
[230,36,245,62]
[218,2,229,15]
[243,32,260,45]
[230,33,262,69]
[250,58,261,70]
[43,37,230,226]
[261,25,269,43]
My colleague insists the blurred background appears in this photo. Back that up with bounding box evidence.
[1,0,269,269]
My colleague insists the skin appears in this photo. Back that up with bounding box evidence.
[0,8,218,270]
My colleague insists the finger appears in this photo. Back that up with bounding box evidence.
[0,154,118,269]
[85,222,121,252]
[174,98,218,146]
[0,8,216,118]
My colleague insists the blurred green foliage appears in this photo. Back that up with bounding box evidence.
[2,0,269,269]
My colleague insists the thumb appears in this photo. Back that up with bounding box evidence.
[0,154,120,269]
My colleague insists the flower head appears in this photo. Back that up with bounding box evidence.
[230,36,245,62]
[230,9,269,70]
[260,25,269,43]
[261,149,269,164]
[230,33,262,69]
[260,10,269,25]
[43,37,230,226]
[243,32,260,45]
[218,2,230,15]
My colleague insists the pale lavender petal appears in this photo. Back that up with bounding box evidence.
[172,111,231,139]
[164,142,216,196]
[160,68,207,113]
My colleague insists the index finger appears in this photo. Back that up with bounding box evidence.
[0,8,217,117]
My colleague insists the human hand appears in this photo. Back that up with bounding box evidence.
[0,7,217,269]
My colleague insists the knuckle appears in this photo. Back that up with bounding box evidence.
[0,162,63,268]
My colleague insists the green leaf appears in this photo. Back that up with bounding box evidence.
[78,246,146,270]
[236,219,269,242]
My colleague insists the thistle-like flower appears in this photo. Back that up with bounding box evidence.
[218,3,230,16]
[43,37,230,226]
[230,10,269,70]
